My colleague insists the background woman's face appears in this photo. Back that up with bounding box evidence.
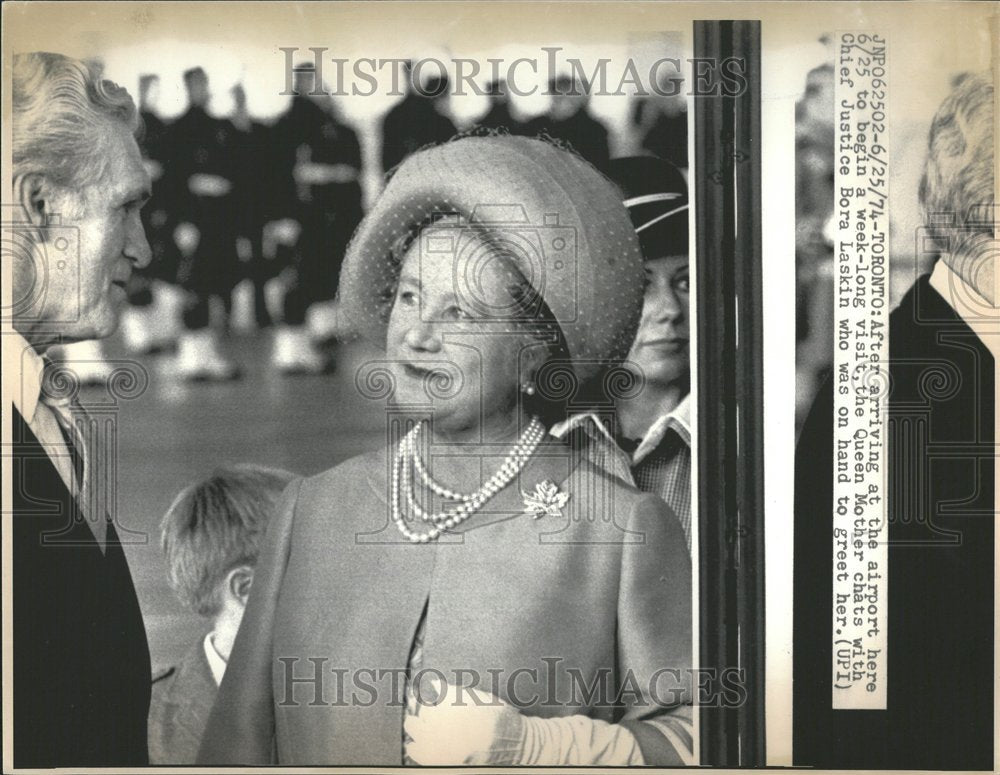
[386,232,534,431]
[626,255,690,389]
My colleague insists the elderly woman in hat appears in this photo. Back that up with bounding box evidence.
[198,136,692,767]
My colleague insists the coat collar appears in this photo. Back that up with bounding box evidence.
[928,259,998,361]
[551,394,691,467]
[3,329,45,424]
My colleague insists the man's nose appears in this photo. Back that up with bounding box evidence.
[127,213,153,269]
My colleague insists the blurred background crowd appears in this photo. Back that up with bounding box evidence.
[57,45,689,386]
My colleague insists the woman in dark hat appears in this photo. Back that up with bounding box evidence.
[554,155,694,551]
[198,136,692,766]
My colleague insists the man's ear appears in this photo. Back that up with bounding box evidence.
[13,172,53,228]
[227,565,255,607]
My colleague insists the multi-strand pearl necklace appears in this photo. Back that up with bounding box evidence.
[390,417,546,543]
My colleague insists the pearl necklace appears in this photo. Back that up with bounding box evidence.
[391,417,546,543]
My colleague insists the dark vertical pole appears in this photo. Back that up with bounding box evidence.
[693,19,765,767]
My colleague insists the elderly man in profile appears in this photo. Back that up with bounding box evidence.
[5,52,153,766]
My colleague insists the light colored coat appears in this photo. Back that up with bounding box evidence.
[198,442,691,765]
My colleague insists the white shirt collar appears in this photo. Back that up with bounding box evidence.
[632,393,691,465]
[2,329,45,423]
[203,632,228,687]
[550,393,692,466]
[928,259,999,362]
[550,410,617,445]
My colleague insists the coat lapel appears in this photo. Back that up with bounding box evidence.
[12,408,104,551]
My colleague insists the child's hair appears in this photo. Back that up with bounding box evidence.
[159,464,297,617]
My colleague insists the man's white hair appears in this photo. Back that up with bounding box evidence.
[12,51,140,192]
[919,71,995,258]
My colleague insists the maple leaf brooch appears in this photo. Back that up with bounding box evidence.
[523,480,570,519]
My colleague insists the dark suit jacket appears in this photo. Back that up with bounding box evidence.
[198,445,692,766]
[794,274,995,769]
[11,407,151,767]
[149,638,219,764]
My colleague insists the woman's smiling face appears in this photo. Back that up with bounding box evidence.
[386,229,540,433]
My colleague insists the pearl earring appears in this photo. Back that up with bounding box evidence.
[522,382,536,396]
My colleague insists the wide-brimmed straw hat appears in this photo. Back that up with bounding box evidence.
[338,135,644,381]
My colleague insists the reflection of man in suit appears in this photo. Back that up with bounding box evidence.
[794,72,996,769]
[149,465,295,763]
[6,52,153,766]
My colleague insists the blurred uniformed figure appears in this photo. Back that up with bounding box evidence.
[120,73,185,355]
[149,465,297,764]
[168,66,241,381]
[267,63,363,373]
[475,79,530,135]
[528,74,610,171]
[380,61,457,174]
[228,84,275,333]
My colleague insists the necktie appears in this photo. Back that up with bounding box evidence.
[39,359,107,548]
